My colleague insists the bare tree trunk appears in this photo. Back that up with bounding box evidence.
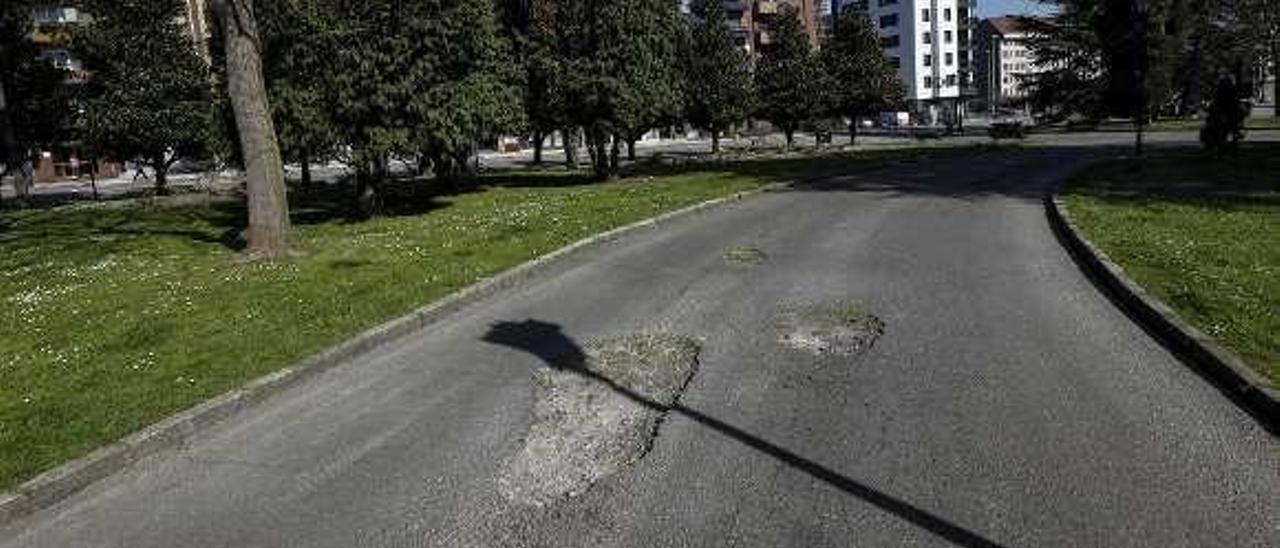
[212,0,293,259]
[562,126,578,169]
[849,118,858,145]
[1273,39,1279,118]
[0,82,16,208]
[711,130,721,154]
[784,129,795,150]
[610,135,620,176]
[532,129,544,165]
[152,155,170,195]
[300,148,312,189]
[13,157,33,205]
[626,138,636,161]
[1135,117,1145,157]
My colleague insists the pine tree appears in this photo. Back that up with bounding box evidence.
[823,7,903,144]
[755,6,828,149]
[684,0,754,154]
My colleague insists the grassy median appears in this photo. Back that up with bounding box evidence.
[1064,144,1280,385]
[0,146,967,490]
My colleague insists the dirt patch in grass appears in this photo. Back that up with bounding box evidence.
[777,301,885,358]
[499,334,699,507]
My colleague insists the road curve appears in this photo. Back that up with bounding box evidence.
[3,146,1278,547]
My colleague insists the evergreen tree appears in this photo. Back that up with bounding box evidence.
[1022,3,1107,121]
[755,6,828,149]
[1200,74,1247,151]
[1,0,72,205]
[822,6,903,144]
[611,0,683,161]
[1097,0,1187,155]
[311,0,522,215]
[77,0,215,195]
[684,0,753,154]
[256,0,340,189]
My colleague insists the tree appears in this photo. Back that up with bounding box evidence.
[1097,0,1186,155]
[503,0,566,165]
[77,0,215,194]
[1022,6,1107,122]
[1200,74,1248,151]
[755,6,828,149]
[1,0,73,205]
[210,0,293,259]
[610,0,683,161]
[256,0,340,189]
[311,0,522,215]
[822,6,903,144]
[684,0,753,154]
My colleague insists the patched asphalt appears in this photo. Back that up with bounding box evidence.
[3,145,1279,547]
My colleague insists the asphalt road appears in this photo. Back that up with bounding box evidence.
[3,145,1279,547]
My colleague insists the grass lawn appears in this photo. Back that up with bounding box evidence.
[0,145,966,490]
[1064,144,1280,385]
[1145,116,1280,132]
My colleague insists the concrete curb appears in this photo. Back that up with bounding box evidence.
[0,183,784,526]
[1046,194,1280,428]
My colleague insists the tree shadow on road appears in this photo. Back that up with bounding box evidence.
[482,319,1009,548]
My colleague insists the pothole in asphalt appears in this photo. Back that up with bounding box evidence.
[499,334,699,507]
[777,300,885,357]
[723,246,767,265]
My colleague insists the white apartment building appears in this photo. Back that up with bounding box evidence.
[834,0,976,122]
[976,16,1046,109]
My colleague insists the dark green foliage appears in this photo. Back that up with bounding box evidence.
[551,0,683,179]
[684,0,754,153]
[254,0,340,187]
[1200,75,1247,151]
[755,6,828,148]
[822,7,903,143]
[76,0,215,193]
[611,0,684,159]
[1,0,76,200]
[1021,6,1106,121]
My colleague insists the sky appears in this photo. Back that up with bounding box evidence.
[976,0,1054,18]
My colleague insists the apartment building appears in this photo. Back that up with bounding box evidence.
[975,16,1045,110]
[714,1,822,62]
[836,0,977,122]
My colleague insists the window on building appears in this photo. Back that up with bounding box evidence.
[881,35,901,48]
[945,74,957,86]
[924,76,934,88]
[879,14,899,28]
[944,8,952,21]
[922,31,931,44]
[944,30,953,43]
[923,54,932,67]
[878,0,899,6]
[922,9,930,22]
[945,52,953,66]
[890,56,901,68]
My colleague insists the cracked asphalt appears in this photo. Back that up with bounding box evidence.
[3,142,1279,547]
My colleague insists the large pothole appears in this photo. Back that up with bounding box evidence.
[499,334,699,507]
[777,300,884,357]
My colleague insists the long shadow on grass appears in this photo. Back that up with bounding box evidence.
[482,319,1009,548]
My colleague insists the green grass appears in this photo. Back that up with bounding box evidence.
[1064,144,1280,385]
[0,146,972,490]
[1146,117,1280,132]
